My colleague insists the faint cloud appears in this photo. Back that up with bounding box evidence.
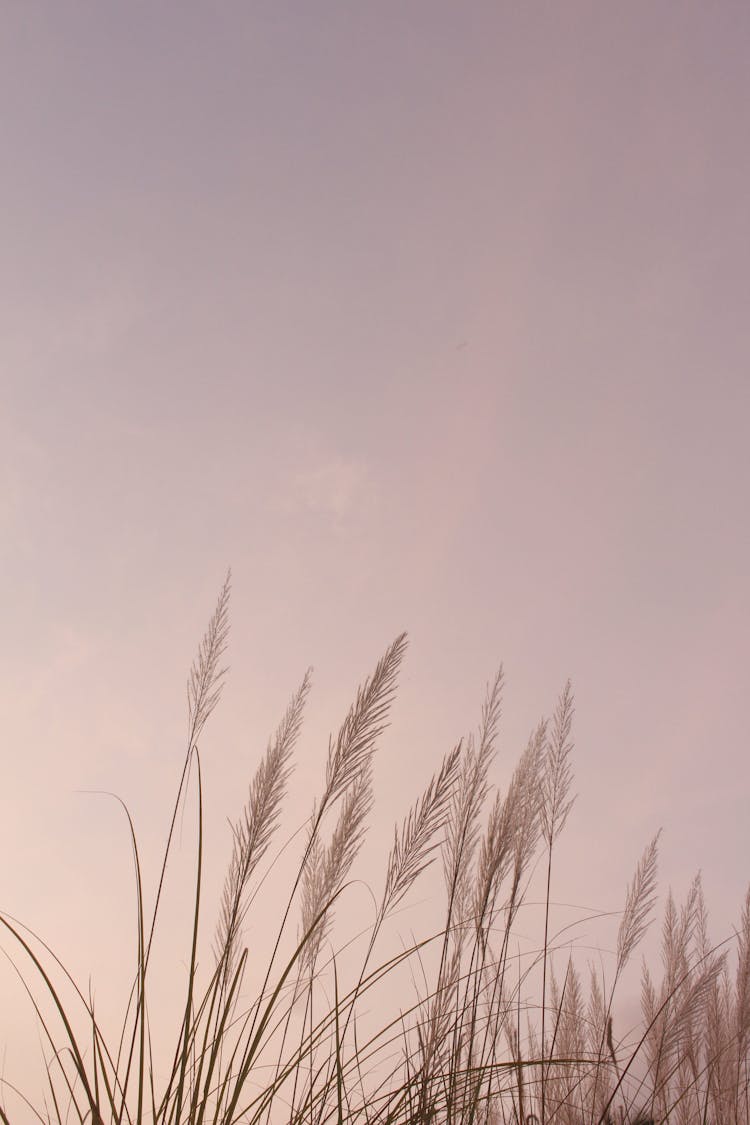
[289,456,367,520]
[0,472,21,532]
[4,280,142,377]
[53,285,141,360]
[0,428,45,534]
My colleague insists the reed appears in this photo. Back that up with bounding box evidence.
[1,576,747,1125]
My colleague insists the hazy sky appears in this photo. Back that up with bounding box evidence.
[2,2,749,1107]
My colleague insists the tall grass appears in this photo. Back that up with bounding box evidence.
[1,576,748,1124]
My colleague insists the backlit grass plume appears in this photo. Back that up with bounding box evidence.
[1,577,748,1125]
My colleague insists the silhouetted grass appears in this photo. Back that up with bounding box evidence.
[1,576,747,1124]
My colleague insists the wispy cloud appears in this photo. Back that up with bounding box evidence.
[288,456,368,521]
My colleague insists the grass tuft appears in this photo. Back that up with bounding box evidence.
[1,580,747,1125]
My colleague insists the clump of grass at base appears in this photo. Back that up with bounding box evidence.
[1,576,748,1125]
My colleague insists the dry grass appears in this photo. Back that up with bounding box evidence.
[1,577,748,1125]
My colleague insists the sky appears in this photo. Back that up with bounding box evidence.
[1,1,749,1112]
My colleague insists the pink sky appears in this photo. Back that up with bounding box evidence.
[1,2,749,1112]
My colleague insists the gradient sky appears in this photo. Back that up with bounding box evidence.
[2,1,749,1107]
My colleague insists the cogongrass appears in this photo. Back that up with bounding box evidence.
[1,576,748,1125]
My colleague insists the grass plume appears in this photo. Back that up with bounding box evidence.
[1,579,747,1125]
